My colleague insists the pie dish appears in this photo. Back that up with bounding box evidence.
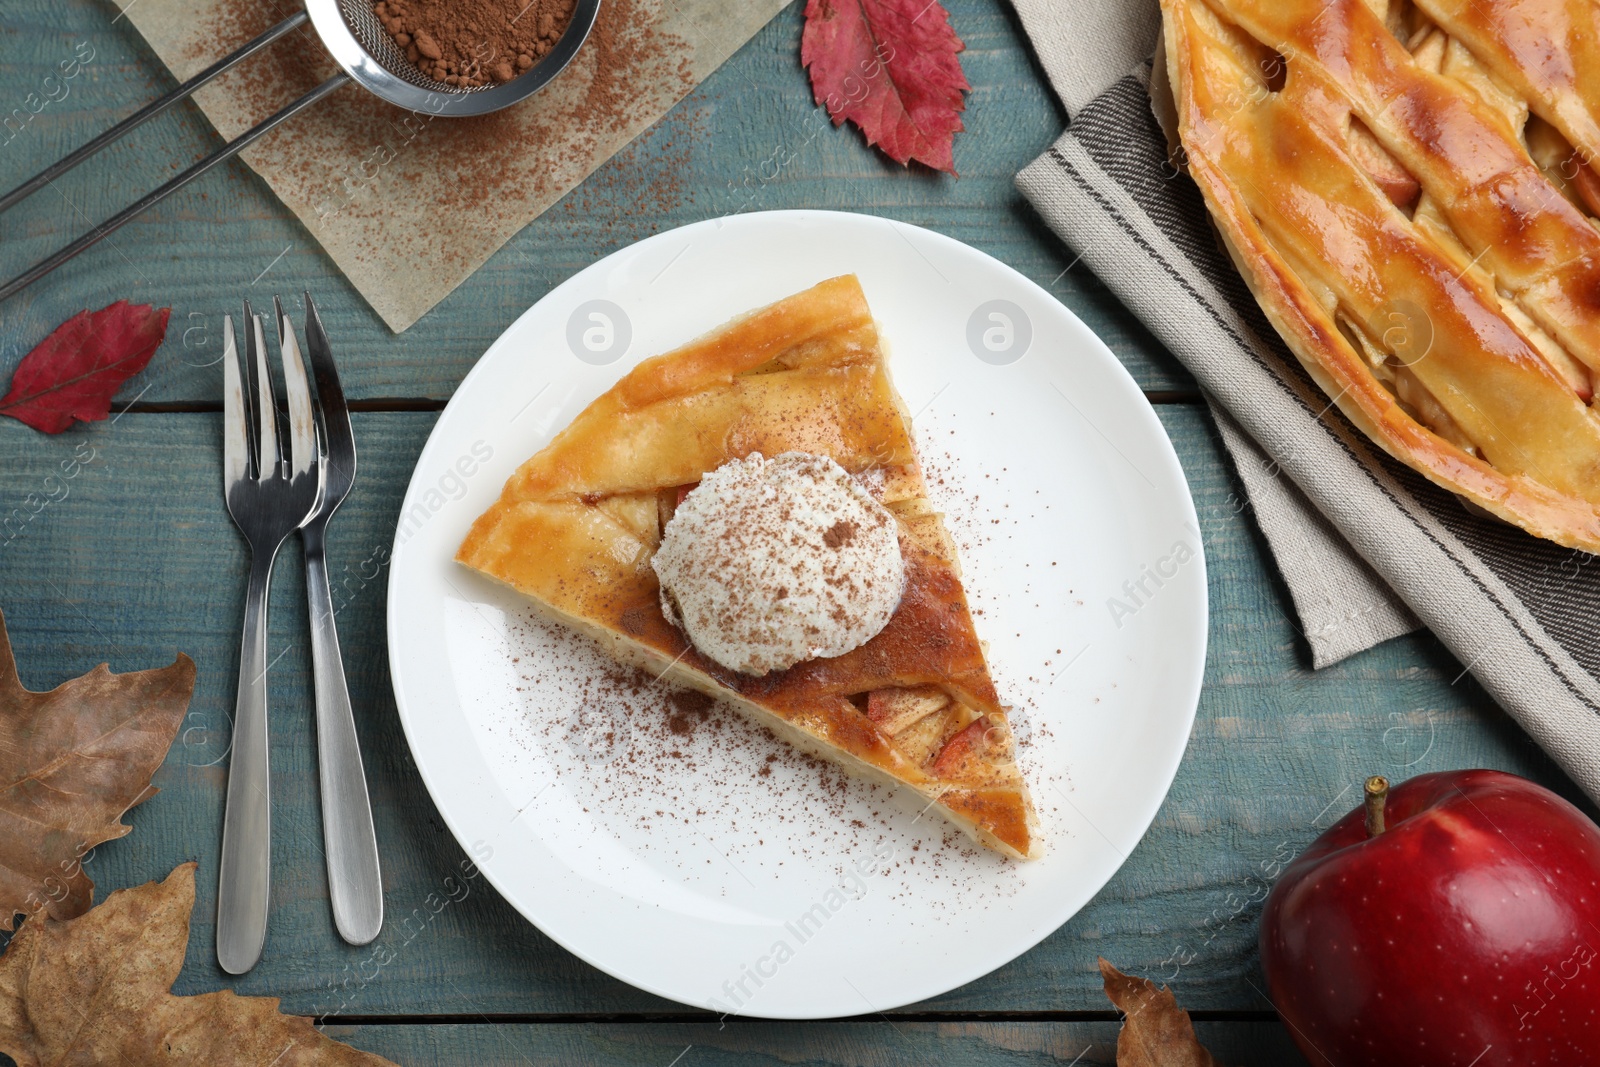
[456,275,1042,860]
[1158,0,1600,551]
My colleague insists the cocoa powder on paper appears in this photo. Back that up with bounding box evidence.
[372,0,576,87]
[185,0,694,249]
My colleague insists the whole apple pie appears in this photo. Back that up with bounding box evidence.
[1158,0,1600,551]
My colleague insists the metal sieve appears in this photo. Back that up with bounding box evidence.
[0,0,602,301]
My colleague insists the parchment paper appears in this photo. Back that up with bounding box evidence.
[116,0,789,331]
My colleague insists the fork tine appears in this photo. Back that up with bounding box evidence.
[300,292,354,478]
[247,309,280,476]
[240,299,260,472]
[222,315,248,488]
[275,299,318,480]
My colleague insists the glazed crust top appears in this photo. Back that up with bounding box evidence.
[1162,0,1600,550]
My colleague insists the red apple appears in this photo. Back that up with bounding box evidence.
[1261,769,1600,1066]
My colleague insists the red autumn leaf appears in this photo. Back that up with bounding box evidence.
[0,301,170,434]
[801,0,969,175]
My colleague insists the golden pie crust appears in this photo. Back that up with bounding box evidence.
[457,275,1042,860]
[1159,0,1600,551]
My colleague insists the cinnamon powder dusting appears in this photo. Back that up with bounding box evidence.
[491,608,1021,896]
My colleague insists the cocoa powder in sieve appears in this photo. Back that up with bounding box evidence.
[372,0,577,87]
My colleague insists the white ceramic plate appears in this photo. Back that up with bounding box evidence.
[387,210,1207,1019]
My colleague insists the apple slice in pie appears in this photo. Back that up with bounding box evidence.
[456,275,1041,860]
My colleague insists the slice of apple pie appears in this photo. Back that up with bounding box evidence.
[1159,0,1600,550]
[457,275,1041,860]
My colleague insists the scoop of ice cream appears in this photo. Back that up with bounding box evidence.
[652,451,905,676]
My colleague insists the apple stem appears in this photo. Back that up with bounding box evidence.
[1364,775,1390,837]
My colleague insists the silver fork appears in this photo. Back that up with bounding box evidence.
[280,292,383,947]
[218,302,320,975]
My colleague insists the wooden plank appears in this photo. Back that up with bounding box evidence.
[0,0,1191,403]
[315,1020,1311,1065]
[0,406,1576,1020]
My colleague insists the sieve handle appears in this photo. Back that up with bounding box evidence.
[0,73,350,305]
[0,10,312,216]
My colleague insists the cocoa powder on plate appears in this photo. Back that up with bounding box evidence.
[372,0,577,87]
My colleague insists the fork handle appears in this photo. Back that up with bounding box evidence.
[217,549,277,975]
[304,522,384,945]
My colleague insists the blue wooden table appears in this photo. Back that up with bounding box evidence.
[0,2,1584,1063]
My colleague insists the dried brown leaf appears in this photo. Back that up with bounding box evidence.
[0,863,400,1066]
[0,608,194,929]
[1100,957,1221,1067]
